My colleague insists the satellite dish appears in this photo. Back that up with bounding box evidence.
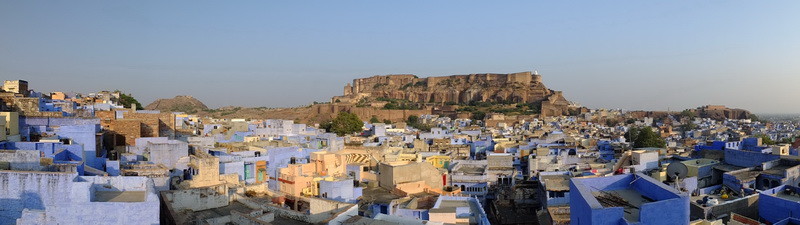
[666,162,688,179]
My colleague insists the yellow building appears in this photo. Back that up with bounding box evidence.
[426,155,452,169]
[179,153,238,189]
[310,151,347,177]
[0,112,19,141]
[278,163,315,197]
[50,92,67,100]
[0,116,6,141]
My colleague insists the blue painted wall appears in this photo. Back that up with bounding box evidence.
[570,173,689,225]
[759,185,800,223]
[724,148,779,168]
[694,141,726,152]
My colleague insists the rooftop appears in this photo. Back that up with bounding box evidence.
[682,159,720,167]
[593,189,649,222]
[93,191,146,202]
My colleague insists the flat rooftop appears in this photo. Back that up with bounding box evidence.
[453,165,486,175]
[593,189,649,223]
[93,191,146,202]
[186,201,254,223]
[361,186,404,204]
[775,192,800,202]
[434,199,482,223]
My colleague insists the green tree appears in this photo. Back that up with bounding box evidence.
[754,134,775,145]
[625,127,666,148]
[382,119,392,124]
[323,112,363,136]
[406,115,419,125]
[369,116,380,124]
[679,109,696,119]
[406,115,431,131]
[471,111,486,121]
[118,92,143,110]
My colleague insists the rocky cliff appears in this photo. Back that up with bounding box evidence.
[145,95,208,113]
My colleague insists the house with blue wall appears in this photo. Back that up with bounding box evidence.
[597,140,617,161]
[759,185,800,224]
[18,117,103,170]
[694,141,726,152]
[724,148,780,168]
[570,172,690,225]
[215,150,268,184]
[470,140,494,159]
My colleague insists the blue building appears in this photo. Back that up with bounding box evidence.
[724,148,780,168]
[597,141,617,161]
[470,139,494,159]
[570,173,690,225]
[759,185,800,224]
[18,117,104,169]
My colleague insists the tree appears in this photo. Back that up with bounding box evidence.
[679,109,696,119]
[118,92,143,110]
[471,111,486,121]
[322,112,363,136]
[382,119,392,124]
[754,134,775,145]
[406,115,431,131]
[406,115,419,125]
[625,127,666,148]
[369,116,380,124]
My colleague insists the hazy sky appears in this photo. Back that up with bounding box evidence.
[1,1,798,113]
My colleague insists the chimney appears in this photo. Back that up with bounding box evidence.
[131,103,136,112]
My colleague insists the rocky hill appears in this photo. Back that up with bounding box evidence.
[333,71,575,116]
[694,105,753,120]
[145,95,208,113]
[629,105,754,121]
[144,71,580,123]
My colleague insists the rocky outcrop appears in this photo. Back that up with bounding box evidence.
[695,105,753,120]
[629,105,754,121]
[145,95,208,113]
[333,71,574,116]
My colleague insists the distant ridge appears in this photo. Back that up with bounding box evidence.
[145,95,208,113]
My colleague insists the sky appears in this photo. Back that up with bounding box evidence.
[1,1,798,113]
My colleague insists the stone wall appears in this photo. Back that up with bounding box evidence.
[97,109,177,146]
[0,97,61,117]
[314,104,431,123]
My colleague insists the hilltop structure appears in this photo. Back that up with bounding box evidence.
[333,71,576,117]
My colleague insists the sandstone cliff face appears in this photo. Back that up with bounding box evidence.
[145,95,208,112]
[342,72,555,104]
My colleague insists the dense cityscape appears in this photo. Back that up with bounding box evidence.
[1,74,799,225]
[3,2,799,225]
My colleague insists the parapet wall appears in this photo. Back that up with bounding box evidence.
[0,171,76,225]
